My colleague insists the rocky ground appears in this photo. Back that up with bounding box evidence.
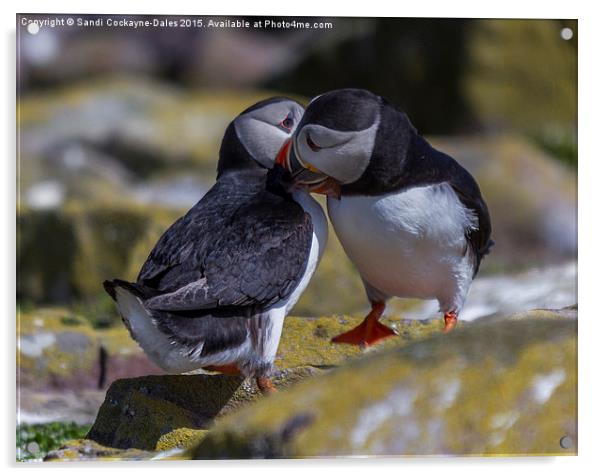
[17,259,577,426]
[17,304,577,460]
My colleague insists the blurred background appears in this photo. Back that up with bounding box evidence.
[16,15,577,459]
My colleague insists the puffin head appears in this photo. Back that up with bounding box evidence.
[217,97,305,178]
[276,89,417,198]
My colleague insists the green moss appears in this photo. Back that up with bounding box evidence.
[17,422,90,462]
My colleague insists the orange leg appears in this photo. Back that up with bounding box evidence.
[204,365,276,396]
[202,364,241,375]
[443,311,458,333]
[331,301,398,348]
[256,377,277,395]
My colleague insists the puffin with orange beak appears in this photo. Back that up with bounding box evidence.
[277,89,493,347]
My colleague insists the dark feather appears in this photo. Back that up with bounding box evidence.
[136,168,313,314]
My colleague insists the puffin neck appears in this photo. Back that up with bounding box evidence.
[216,122,266,179]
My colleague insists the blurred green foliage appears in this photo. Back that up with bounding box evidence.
[17,422,90,462]
[465,19,577,167]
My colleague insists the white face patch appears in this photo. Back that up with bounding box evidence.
[294,117,379,184]
[235,101,304,168]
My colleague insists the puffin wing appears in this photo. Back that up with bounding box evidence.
[138,171,314,313]
[408,136,493,275]
[449,174,493,274]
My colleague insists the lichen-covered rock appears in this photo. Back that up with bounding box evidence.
[17,307,162,393]
[18,204,182,306]
[504,304,577,321]
[44,439,155,461]
[17,306,443,395]
[85,367,322,451]
[395,262,577,322]
[192,318,577,458]
[276,315,444,369]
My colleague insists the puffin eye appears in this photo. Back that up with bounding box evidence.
[306,133,322,152]
[280,114,294,131]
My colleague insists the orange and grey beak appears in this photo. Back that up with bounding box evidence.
[275,139,292,169]
[274,139,342,200]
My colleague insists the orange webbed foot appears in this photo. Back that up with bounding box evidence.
[256,377,277,395]
[331,319,398,348]
[331,301,397,348]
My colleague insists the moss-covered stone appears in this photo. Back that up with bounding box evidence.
[85,368,320,451]
[17,304,443,393]
[505,304,577,321]
[17,307,151,391]
[44,439,155,461]
[17,209,78,303]
[41,308,577,460]
[276,315,444,369]
[155,428,208,452]
[17,204,182,308]
[192,318,576,458]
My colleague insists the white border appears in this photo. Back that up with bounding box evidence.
[3,1,600,474]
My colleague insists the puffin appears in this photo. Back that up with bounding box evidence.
[277,88,492,347]
[103,97,328,393]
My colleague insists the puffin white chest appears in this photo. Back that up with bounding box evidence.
[281,191,328,312]
[327,183,476,303]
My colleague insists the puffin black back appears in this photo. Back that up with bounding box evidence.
[265,163,296,200]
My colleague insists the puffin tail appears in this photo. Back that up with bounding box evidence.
[103,279,157,301]
[104,279,187,371]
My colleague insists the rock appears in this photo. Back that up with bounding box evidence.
[17,307,443,426]
[395,261,577,322]
[37,315,443,457]
[191,317,576,458]
[44,439,155,462]
[275,315,443,369]
[85,368,320,451]
[17,204,181,304]
[44,309,576,460]
[17,307,163,396]
[18,390,106,426]
[505,304,577,321]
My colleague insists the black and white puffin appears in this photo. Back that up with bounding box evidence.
[104,97,328,393]
[277,88,492,347]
